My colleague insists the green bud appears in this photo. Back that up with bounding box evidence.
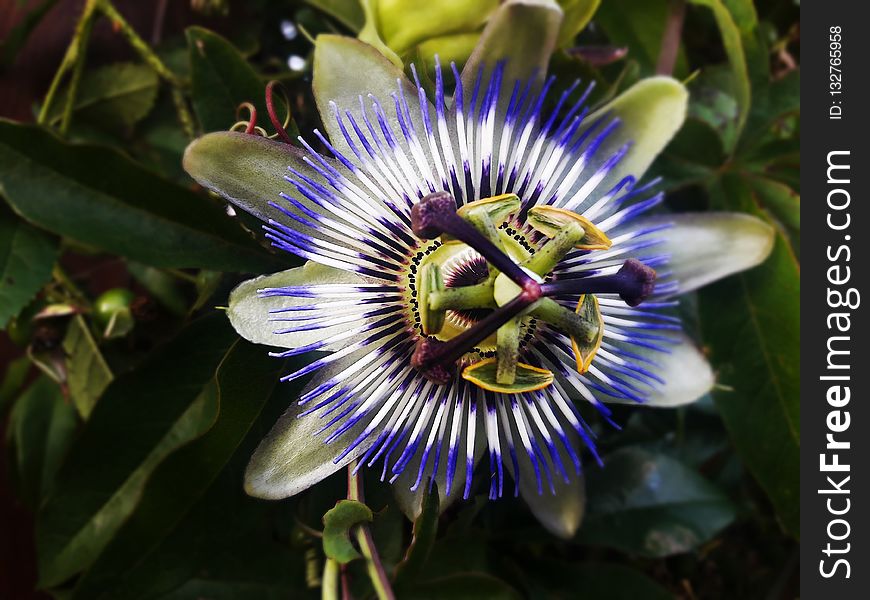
[94,288,135,339]
[374,0,498,57]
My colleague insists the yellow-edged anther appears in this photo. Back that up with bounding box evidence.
[457,193,521,223]
[527,206,612,250]
[570,294,604,373]
[462,358,554,393]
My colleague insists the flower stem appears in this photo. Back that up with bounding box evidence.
[322,559,340,600]
[347,464,396,600]
[95,0,196,138]
[37,0,99,128]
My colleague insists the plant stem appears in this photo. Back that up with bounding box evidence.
[59,7,96,135]
[346,465,396,600]
[656,0,686,75]
[51,264,90,308]
[322,559,340,600]
[37,0,99,127]
[151,0,168,44]
[95,0,196,137]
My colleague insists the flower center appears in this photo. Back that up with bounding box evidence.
[404,192,656,394]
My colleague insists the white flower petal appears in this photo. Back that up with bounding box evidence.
[313,35,433,163]
[605,331,714,408]
[244,354,378,499]
[228,261,368,350]
[505,429,586,538]
[568,77,688,209]
[461,0,563,93]
[636,212,775,295]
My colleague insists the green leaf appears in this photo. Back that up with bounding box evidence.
[0,119,283,272]
[741,68,799,151]
[322,499,373,563]
[44,63,159,131]
[402,573,523,600]
[187,27,268,133]
[305,0,365,32]
[518,559,673,600]
[0,0,59,67]
[126,262,189,316]
[687,66,741,152]
[578,448,736,557]
[6,377,77,508]
[0,355,31,417]
[688,0,751,151]
[36,314,236,588]
[594,0,687,75]
[746,175,799,259]
[700,173,799,537]
[63,315,113,419]
[0,204,58,327]
[395,485,440,586]
[68,338,290,599]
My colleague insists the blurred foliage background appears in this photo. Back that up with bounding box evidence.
[0,0,798,598]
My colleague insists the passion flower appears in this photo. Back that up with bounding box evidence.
[184,4,773,537]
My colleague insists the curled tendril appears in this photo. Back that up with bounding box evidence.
[265,81,294,144]
[229,81,296,143]
[231,101,259,134]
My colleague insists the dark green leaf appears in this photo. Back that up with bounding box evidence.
[36,314,235,588]
[187,27,267,133]
[0,355,31,417]
[44,63,159,131]
[688,0,751,150]
[127,262,190,316]
[741,68,799,151]
[688,66,741,152]
[305,0,365,31]
[69,337,289,599]
[518,559,673,600]
[578,448,736,557]
[701,173,799,537]
[395,484,439,586]
[0,204,58,327]
[63,315,113,419]
[594,0,688,76]
[6,377,77,508]
[0,0,59,67]
[403,573,523,600]
[322,500,373,563]
[746,175,799,259]
[0,119,283,272]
